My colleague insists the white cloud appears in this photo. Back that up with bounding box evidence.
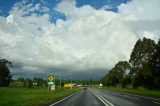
[56,0,76,16]
[101,5,113,10]
[6,14,15,24]
[118,0,160,21]
[0,0,160,78]
[118,0,160,41]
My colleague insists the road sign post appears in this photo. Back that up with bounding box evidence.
[48,75,55,90]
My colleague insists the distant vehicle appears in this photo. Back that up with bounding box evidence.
[77,84,82,87]
[99,83,103,87]
[64,83,73,88]
[83,85,87,90]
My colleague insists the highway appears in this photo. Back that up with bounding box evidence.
[49,88,160,106]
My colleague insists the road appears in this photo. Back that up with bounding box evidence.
[50,88,105,106]
[49,88,160,106]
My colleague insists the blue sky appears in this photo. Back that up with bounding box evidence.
[0,0,160,80]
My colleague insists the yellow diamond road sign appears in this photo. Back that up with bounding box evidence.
[48,75,54,82]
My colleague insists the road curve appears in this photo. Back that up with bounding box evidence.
[48,88,160,106]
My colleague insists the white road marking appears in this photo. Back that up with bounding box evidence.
[153,101,160,105]
[95,91,114,106]
[97,88,160,102]
[134,97,138,100]
[49,91,80,106]
[90,89,109,106]
[89,89,114,106]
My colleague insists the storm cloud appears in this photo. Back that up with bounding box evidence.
[0,0,160,79]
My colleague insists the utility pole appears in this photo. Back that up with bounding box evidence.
[71,73,72,89]
[91,72,93,87]
[59,72,61,88]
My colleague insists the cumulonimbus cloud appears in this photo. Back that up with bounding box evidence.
[0,0,160,79]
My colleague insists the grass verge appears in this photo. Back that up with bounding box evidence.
[98,86,160,100]
[0,87,80,106]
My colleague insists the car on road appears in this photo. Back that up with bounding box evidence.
[83,85,87,90]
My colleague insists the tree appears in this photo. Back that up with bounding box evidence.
[129,37,156,89]
[102,61,130,87]
[0,58,12,86]
[121,75,131,88]
[102,37,159,89]
[33,77,47,87]
[112,61,131,87]
[101,76,109,86]
[151,39,160,89]
[17,77,27,87]
[26,79,32,88]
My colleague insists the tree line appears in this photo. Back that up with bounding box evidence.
[101,37,160,89]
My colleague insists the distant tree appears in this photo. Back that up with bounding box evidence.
[23,80,27,87]
[109,69,120,86]
[17,77,26,87]
[112,61,131,87]
[102,37,159,89]
[151,39,160,89]
[101,76,110,86]
[33,77,43,86]
[26,79,32,88]
[102,61,130,87]
[0,58,12,86]
[114,61,131,76]
[17,77,25,82]
[129,37,156,89]
[121,75,131,88]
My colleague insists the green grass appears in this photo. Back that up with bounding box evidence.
[99,86,160,100]
[0,87,80,106]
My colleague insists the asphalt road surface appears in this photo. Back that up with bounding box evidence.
[49,88,160,106]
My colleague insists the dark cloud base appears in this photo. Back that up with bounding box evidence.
[11,67,107,80]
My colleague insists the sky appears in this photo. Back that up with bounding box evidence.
[0,0,160,80]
